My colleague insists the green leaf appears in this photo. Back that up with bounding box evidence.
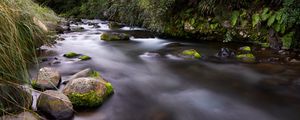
[280,25,286,34]
[281,32,295,49]
[267,14,276,26]
[262,8,269,15]
[191,18,195,25]
[252,13,260,27]
[275,11,283,21]
[274,23,281,32]
[231,11,240,26]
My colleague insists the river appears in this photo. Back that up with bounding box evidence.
[30,19,300,120]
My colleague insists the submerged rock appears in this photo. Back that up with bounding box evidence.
[181,49,202,59]
[37,90,73,120]
[63,52,79,58]
[1,111,41,120]
[79,55,91,60]
[63,77,114,108]
[32,67,61,90]
[70,26,84,32]
[216,48,235,58]
[101,32,130,41]
[236,53,256,63]
[164,42,184,47]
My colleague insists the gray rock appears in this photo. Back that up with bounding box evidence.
[37,90,73,120]
[63,68,92,84]
[63,77,114,108]
[32,67,61,90]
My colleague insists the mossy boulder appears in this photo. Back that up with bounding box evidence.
[63,77,114,108]
[236,53,256,63]
[79,55,91,60]
[181,49,202,59]
[63,52,79,58]
[108,22,124,29]
[239,46,251,52]
[32,67,61,90]
[37,90,73,120]
[101,33,130,41]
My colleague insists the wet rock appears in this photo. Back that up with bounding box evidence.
[63,77,114,108]
[236,53,256,63]
[1,111,41,120]
[278,50,289,55]
[239,46,251,53]
[37,90,73,120]
[63,52,80,58]
[216,48,235,58]
[32,67,61,90]
[79,55,91,61]
[101,32,130,41]
[108,22,124,29]
[290,59,300,63]
[57,37,65,41]
[63,68,92,84]
[51,60,61,65]
[180,49,202,59]
[93,24,101,28]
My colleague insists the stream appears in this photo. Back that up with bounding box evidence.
[30,19,300,120]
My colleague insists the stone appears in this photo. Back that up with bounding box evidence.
[239,46,251,52]
[63,52,79,58]
[101,33,130,41]
[32,67,61,90]
[79,55,91,60]
[216,48,235,58]
[181,49,202,59]
[108,22,124,29]
[63,68,92,84]
[236,53,256,63]
[63,77,114,108]
[37,90,73,120]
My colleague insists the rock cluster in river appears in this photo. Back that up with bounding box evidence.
[236,46,256,63]
[101,32,130,41]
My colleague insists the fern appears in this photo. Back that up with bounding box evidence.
[281,32,295,49]
[267,14,276,26]
[252,13,260,27]
[231,11,239,26]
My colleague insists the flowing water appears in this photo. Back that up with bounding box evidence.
[31,20,300,120]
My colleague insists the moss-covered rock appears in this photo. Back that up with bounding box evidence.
[181,49,202,59]
[108,22,123,29]
[239,46,251,52]
[63,77,114,108]
[101,33,130,41]
[63,52,79,58]
[79,55,91,60]
[37,90,73,120]
[236,53,256,63]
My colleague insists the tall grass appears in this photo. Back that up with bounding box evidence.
[0,0,58,115]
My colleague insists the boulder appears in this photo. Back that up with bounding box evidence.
[1,112,41,120]
[63,68,92,84]
[63,52,79,58]
[79,55,91,60]
[239,46,251,52]
[63,77,114,108]
[37,90,73,120]
[181,49,202,59]
[216,48,235,58]
[101,33,130,41]
[236,53,256,63]
[32,67,61,90]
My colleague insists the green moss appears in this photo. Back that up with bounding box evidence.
[68,90,103,107]
[101,33,129,41]
[108,22,122,29]
[260,43,270,48]
[236,53,256,62]
[182,49,202,59]
[88,71,100,78]
[101,33,110,40]
[67,82,114,108]
[63,52,79,58]
[31,80,39,90]
[79,55,91,60]
[240,46,251,52]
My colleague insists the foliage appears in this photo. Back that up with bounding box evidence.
[0,0,58,115]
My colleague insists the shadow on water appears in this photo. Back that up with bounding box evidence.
[30,20,300,120]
